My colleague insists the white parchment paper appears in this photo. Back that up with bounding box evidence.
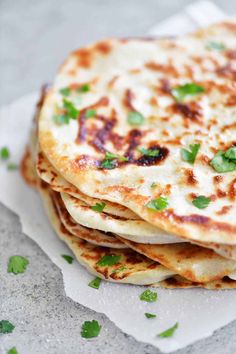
[1,2,236,352]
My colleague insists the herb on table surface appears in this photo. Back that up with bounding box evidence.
[139,289,157,303]
[81,320,101,338]
[88,277,101,289]
[0,320,15,334]
[7,256,29,274]
[157,322,179,338]
[61,255,74,264]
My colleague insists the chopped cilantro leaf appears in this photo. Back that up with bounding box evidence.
[172,83,205,102]
[61,254,74,264]
[151,182,157,188]
[7,256,29,274]
[127,111,145,126]
[7,163,18,171]
[181,143,200,164]
[105,152,128,162]
[85,109,96,118]
[146,197,168,211]
[81,320,101,338]
[224,147,236,161]
[91,202,106,213]
[0,147,10,160]
[145,313,156,319]
[138,147,159,157]
[206,41,226,51]
[53,114,70,125]
[59,87,71,96]
[192,196,210,209]
[97,255,121,266]
[158,322,179,338]
[140,289,157,302]
[88,277,101,289]
[210,150,236,173]
[77,84,90,93]
[100,159,117,169]
[7,347,18,354]
[63,99,79,119]
[0,320,15,334]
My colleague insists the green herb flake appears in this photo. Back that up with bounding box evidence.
[77,84,90,93]
[157,322,179,338]
[53,114,70,125]
[61,254,74,264]
[59,87,71,96]
[138,147,159,157]
[88,277,101,289]
[7,256,29,274]
[145,313,156,319]
[151,182,157,188]
[181,143,200,164]
[210,150,236,173]
[85,109,97,118]
[192,195,210,209]
[105,152,128,162]
[81,320,101,338]
[7,347,18,354]
[172,83,205,102]
[100,159,117,170]
[224,147,236,161]
[112,266,127,273]
[127,111,145,126]
[97,255,121,266]
[91,202,106,213]
[63,99,79,119]
[139,289,157,303]
[0,320,15,334]
[7,163,18,171]
[146,197,168,211]
[206,41,226,51]
[0,147,10,160]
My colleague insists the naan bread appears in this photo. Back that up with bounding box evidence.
[39,21,236,244]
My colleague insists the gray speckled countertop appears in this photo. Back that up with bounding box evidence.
[1,1,236,353]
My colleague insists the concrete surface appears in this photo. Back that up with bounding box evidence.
[0,1,236,353]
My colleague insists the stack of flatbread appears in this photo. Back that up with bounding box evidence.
[21,20,236,289]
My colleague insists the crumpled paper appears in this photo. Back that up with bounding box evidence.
[1,2,235,352]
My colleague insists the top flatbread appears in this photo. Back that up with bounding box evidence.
[39,21,236,244]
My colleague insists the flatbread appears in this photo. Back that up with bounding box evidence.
[52,189,127,248]
[117,236,236,283]
[39,21,236,244]
[61,191,184,244]
[154,275,236,289]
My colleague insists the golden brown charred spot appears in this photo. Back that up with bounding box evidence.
[216,189,227,198]
[184,168,198,186]
[173,102,202,124]
[74,48,92,68]
[73,155,99,170]
[216,64,236,81]
[107,75,119,89]
[216,205,232,216]
[145,61,179,76]
[213,175,224,184]
[76,97,109,143]
[20,147,37,188]
[123,89,136,111]
[228,178,236,201]
[222,21,236,32]
[95,41,112,54]
[135,144,169,167]
[226,49,236,60]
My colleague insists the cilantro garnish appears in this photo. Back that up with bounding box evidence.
[97,255,121,266]
[0,147,10,160]
[145,313,156,319]
[127,111,145,126]
[59,87,71,96]
[91,202,106,213]
[210,148,236,173]
[151,182,157,188]
[172,83,205,102]
[85,109,97,118]
[138,147,159,157]
[7,347,18,354]
[206,41,226,51]
[88,277,101,289]
[77,84,90,93]
[7,256,29,274]
[0,320,15,334]
[181,143,200,164]
[61,254,74,264]
[81,320,101,338]
[63,99,79,119]
[139,289,157,303]
[192,196,210,209]
[146,197,168,211]
[105,152,128,162]
[100,159,116,169]
[157,322,179,338]
[7,163,18,171]
[100,151,128,169]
